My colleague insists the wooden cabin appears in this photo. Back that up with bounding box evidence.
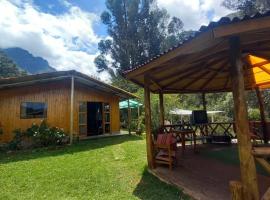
[0,70,136,142]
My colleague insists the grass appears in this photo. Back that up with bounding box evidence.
[0,135,189,200]
[201,145,268,176]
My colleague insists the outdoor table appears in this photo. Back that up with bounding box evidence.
[173,129,196,155]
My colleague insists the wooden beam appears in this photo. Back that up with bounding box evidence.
[258,65,270,75]
[70,75,74,144]
[154,56,226,84]
[144,77,154,169]
[248,52,270,62]
[159,92,165,126]
[128,99,131,135]
[223,74,230,89]
[229,36,259,200]
[255,88,268,143]
[157,64,204,89]
[145,50,227,80]
[213,16,270,38]
[181,70,210,90]
[149,76,162,90]
[199,61,228,90]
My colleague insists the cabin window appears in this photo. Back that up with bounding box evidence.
[103,103,110,133]
[20,102,47,119]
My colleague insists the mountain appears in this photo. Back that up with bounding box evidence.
[0,50,26,78]
[2,48,56,74]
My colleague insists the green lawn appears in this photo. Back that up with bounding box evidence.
[0,135,189,200]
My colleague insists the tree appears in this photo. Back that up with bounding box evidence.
[0,51,26,78]
[95,0,192,75]
[222,0,270,15]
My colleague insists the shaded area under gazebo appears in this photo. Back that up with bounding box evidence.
[124,11,270,200]
[152,145,270,200]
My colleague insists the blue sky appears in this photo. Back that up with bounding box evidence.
[0,0,231,81]
[33,0,107,36]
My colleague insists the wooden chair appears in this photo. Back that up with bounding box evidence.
[154,133,177,170]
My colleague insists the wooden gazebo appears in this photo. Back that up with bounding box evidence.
[124,12,270,200]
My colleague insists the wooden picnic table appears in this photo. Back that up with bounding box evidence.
[173,129,196,155]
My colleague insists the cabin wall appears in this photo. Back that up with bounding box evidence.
[0,81,70,142]
[0,80,121,142]
[73,83,120,135]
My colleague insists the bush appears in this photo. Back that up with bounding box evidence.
[8,120,68,150]
[248,108,261,121]
[8,129,24,150]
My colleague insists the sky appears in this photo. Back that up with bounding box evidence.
[0,0,231,81]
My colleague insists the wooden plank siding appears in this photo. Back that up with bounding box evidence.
[0,81,70,142]
[0,80,121,142]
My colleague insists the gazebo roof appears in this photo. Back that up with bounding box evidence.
[124,11,270,93]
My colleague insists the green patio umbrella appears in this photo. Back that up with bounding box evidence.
[119,99,143,134]
[119,99,142,109]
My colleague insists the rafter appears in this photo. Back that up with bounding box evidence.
[181,70,210,90]
[155,57,226,89]
[223,74,230,89]
[199,61,228,90]
[148,76,162,91]
[161,65,205,89]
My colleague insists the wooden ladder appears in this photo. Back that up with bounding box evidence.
[252,147,270,200]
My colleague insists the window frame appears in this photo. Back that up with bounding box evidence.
[20,102,48,119]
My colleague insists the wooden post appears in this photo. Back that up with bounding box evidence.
[255,88,268,143]
[128,99,131,135]
[159,92,165,127]
[230,181,243,200]
[70,75,74,144]
[144,77,154,169]
[202,93,208,135]
[229,36,259,200]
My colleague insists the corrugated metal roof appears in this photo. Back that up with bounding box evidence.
[0,70,137,99]
[123,10,270,74]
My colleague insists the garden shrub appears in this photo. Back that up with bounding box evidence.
[8,120,68,150]
[8,129,24,150]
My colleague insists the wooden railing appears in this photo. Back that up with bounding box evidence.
[161,121,270,139]
[161,123,235,137]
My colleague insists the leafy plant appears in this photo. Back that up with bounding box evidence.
[8,129,24,150]
[8,120,68,150]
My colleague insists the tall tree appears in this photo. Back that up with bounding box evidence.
[95,0,191,74]
[0,51,26,78]
[222,0,270,15]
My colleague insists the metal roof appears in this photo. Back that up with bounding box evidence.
[0,70,137,100]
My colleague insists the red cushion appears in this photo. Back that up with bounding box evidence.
[156,133,175,145]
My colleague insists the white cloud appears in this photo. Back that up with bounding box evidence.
[157,0,232,30]
[0,0,111,81]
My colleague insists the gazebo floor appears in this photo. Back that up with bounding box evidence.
[151,145,270,200]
